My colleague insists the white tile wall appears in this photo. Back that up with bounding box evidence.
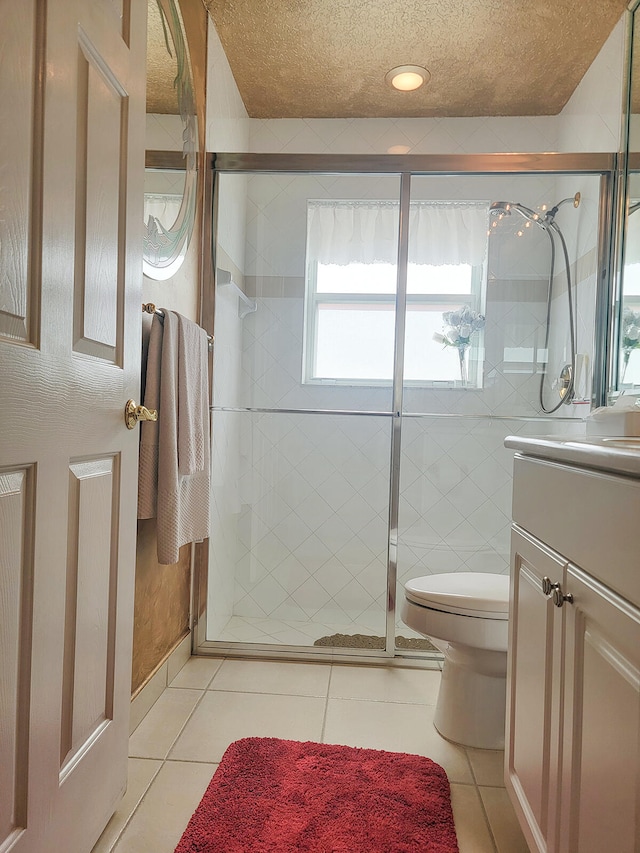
[556,16,627,154]
[208,200,600,636]
[248,115,559,156]
[206,21,250,276]
[207,286,244,636]
[214,261,593,627]
[226,412,391,629]
[205,19,250,154]
[145,114,185,152]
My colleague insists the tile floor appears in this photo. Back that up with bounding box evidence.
[92,656,530,853]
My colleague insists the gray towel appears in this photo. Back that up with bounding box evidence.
[138,309,210,565]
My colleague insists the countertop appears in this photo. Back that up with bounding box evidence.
[504,434,640,477]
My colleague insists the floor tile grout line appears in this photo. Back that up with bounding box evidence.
[205,683,331,696]
[200,684,435,704]
[464,745,479,786]
[320,665,334,742]
[111,659,231,852]
[104,759,164,853]
[163,660,231,761]
[476,786,500,853]
[459,744,499,852]
[130,683,216,763]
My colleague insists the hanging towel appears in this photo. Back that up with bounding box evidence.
[138,309,210,565]
[138,313,163,520]
[177,313,208,476]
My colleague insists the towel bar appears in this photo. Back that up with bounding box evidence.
[142,303,214,348]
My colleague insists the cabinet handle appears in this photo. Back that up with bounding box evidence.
[541,576,560,596]
[552,587,574,608]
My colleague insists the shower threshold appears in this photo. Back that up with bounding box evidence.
[213,615,433,650]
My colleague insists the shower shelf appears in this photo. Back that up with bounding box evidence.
[217,268,257,319]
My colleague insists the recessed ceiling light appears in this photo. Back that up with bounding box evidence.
[385,65,430,92]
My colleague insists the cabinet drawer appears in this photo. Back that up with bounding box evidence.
[512,455,640,606]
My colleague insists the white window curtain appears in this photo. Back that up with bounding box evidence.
[307,199,489,267]
[143,193,183,231]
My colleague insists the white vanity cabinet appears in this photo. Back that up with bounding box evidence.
[505,444,640,853]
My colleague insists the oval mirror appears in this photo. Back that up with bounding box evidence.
[143,0,198,281]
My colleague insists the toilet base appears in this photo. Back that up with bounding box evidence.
[433,646,506,750]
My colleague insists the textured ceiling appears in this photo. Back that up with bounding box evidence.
[147,0,180,114]
[203,0,628,119]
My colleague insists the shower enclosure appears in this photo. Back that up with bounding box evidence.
[196,153,614,663]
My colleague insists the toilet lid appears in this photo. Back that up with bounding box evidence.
[404,572,510,620]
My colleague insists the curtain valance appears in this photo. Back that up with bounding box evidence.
[307,200,489,267]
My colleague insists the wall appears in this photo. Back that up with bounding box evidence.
[204,13,625,641]
[248,115,558,156]
[556,16,627,154]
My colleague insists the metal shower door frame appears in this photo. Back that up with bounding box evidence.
[194,151,618,665]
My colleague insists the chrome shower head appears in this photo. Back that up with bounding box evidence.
[489,201,511,216]
[489,200,545,229]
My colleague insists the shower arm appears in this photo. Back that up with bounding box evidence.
[545,193,581,222]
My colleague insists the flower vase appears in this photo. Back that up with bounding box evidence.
[458,346,469,386]
[622,349,631,383]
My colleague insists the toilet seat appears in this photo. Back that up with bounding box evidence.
[404,572,509,620]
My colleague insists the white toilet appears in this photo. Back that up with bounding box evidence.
[401,572,510,750]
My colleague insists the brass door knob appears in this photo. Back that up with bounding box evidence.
[124,399,158,430]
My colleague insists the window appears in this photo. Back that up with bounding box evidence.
[303,200,488,386]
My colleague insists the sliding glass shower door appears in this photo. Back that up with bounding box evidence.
[395,172,603,647]
[203,155,610,661]
[207,171,401,653]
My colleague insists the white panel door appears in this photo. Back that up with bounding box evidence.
[0,0,146,851]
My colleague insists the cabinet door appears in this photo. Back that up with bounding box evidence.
[558,565,640,853]
[506,526,566,853]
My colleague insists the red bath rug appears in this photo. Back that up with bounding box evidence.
[174,737,459,852]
